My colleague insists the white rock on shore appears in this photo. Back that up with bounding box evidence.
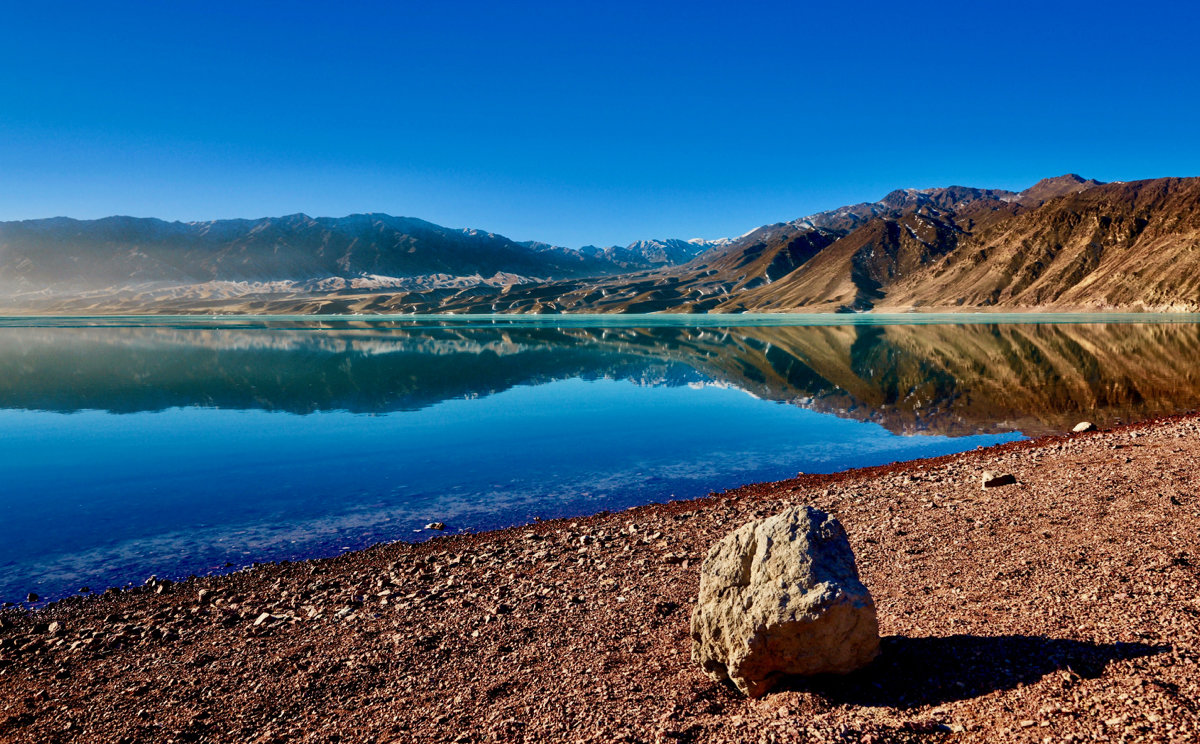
[690,505,879,697]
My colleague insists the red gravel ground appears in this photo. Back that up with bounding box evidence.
[2,414,1199,743]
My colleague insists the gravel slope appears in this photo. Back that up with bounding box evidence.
[2,415,1199,743]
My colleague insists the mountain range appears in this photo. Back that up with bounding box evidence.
[1,174,1198,314]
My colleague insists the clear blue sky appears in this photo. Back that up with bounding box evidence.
[1,1,1197,247]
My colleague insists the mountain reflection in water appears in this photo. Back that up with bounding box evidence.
[0,320,1197,435]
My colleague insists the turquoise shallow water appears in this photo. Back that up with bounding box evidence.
[3,311,1200,329]
[1,315,1198,604]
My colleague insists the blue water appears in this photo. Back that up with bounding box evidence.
[2,315,1199,604]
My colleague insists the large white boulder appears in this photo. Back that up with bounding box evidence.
[690,505,879,697]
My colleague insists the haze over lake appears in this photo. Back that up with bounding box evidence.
[3,314,1200,604]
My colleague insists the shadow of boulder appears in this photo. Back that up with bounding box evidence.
[777,634,1169,708]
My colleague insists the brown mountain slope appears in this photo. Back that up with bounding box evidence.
[721,209,970,311]
[880,177,1200,311]
[730,176,1200,313]
[721,187,1029,312]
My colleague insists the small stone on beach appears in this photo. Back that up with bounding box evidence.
[981,471,1017,488]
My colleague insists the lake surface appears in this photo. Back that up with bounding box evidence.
[3,314,1200,604]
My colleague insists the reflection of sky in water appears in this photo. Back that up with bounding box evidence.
[0,378,1017,603]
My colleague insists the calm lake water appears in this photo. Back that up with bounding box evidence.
[3,314,1200,604]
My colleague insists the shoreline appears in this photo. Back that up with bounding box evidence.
[3,413,1200,741]
[4,310,1200,325]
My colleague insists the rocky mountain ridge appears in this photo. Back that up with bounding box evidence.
[2,175,1198,314]
[389,174,1198,315]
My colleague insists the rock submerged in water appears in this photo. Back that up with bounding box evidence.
[690,505,879,698]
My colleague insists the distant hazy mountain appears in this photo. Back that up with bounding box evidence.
[0,213,660,292]
[578,237,731,269]
[0,213,725,311]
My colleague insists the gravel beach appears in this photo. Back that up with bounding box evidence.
[2,415,1199,743]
